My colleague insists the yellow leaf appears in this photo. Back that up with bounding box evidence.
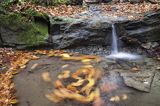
[61,64,69,69]
[31,55,40,60]
[46,93,62,103]
[67,85,79,93]
[31,63,38,70]
[42,72,51,82]
[10,99,18,104]
[83,65,93,68]
[58,70,70,79]
[20,65,26,69]
[81,59,92,63]
[71,79,85,87]
[81,78,95,95]
[61,53,70,58]
[54,80,64,88]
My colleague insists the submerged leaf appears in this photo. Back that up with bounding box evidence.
[10,99,18,104]
[42,72,51,82]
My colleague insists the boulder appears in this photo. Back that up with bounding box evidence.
[49,16,112,49]
[121,71,155,92]
[0,12,49,48]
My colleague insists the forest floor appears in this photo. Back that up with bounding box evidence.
[10,2,160,20]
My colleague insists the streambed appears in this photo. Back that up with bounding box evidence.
[13,46,160,106]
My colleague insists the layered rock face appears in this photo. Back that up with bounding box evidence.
[49,17,112,49]
[120,10,160,42]
[49,10,160,49]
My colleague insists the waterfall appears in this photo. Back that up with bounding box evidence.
[106,23,142,60]
[111,24,118,54]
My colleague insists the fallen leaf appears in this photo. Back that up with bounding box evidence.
[30,55,40,60]
[31,63,38,70]
[81,59,92,63]
[71,79,85,87]
[61,53,70,58]
[110,96,120,102]
[93,97,104,106]
[121,94,128,100]
[58,70,70,79]
[54,80,64,88]
[46,93,63,103]
[10,99,18,104]
[42,72,51,82]
[61,64,69,69]
[67,85,79,93]
[130,67,140,72]
[81,78,95,95]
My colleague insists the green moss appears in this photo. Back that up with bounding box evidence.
[20,21,48,46]
[0,13,48,46]
[0,13,27,29]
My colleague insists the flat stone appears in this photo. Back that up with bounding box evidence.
[152,71,160,87]
[120,71,155,92]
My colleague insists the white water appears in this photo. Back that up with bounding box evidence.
[111,24,118,54]
[107,24,142,60]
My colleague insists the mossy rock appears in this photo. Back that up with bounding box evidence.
[0,13,49,48]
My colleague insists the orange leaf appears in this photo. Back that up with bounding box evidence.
[54,80,64,88]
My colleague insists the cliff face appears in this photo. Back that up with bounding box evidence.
[49,10,160,49]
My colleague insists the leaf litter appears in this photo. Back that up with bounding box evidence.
[0,48,103,106]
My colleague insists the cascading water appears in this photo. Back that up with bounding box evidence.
[107,23,142,60]
[111,24,118,54]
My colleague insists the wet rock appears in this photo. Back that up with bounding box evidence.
[49,16,112,49]
[0,13,49,48]
[84,0,101,3]
[70,0,83,5]
[141,42,159,49]
[49,10,160,49]
[148,0,160,3]
[120,71,155,92]
[128,0,143,3]
[0,35,3,47]
[102,0,112,3]
[152,71,160,87]
[120,10,160,43]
